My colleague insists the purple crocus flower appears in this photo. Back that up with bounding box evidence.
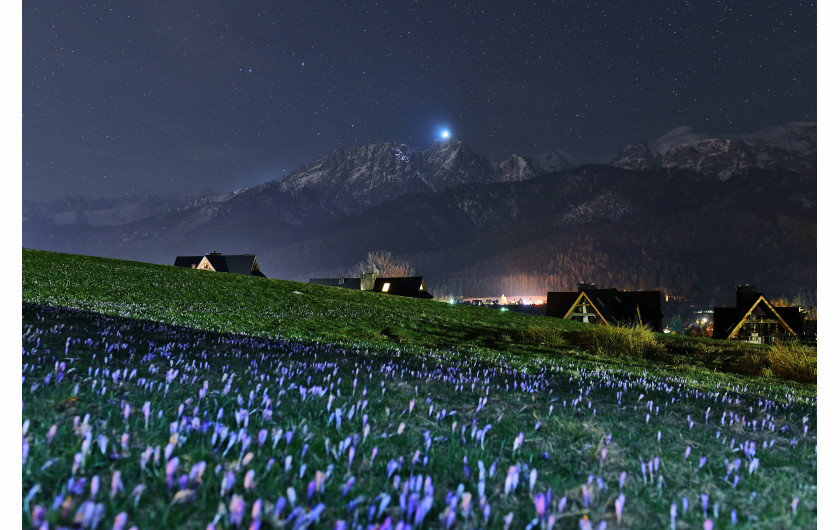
[273,497,286,518]
[166,457,179,489]
[113,511,128,530]
[244,470,256,491]
[615,493,625,524]
[230,495,246,527]
[534,493,546,519]
[90,475,100,499]
[110,471,123,498]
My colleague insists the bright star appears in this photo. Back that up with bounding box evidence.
[440,130,450,139]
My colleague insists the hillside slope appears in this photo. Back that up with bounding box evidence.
[22,249,814,383]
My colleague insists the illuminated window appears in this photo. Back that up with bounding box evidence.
[382,282,390,292]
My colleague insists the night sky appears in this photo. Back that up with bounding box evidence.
[22,1,816,201]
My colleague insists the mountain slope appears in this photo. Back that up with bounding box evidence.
[611,122,816,180]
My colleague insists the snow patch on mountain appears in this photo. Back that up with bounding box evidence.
[649,126,711,155]
[611,122,816,179]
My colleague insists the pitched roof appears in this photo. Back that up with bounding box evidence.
[173,255,203,268]
[174,254,265,277]
[546,288,663,331]
[373,277,433,298]
[713,294,802,339]
[310,276,433,298]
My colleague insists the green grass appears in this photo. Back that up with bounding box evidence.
[20,249,817,528]
[22,249,815,385]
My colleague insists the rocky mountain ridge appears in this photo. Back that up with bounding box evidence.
[610,122,816,180]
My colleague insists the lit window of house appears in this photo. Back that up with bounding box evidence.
[382,282,390,292]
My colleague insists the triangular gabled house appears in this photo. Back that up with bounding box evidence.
[545,283,663,331]
[174,252,266,277]
[713,285,802,344]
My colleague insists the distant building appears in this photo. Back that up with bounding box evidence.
[713,285,803,344]
[310,273,433,299]
[174,252,266,277]
[545,282,663,331]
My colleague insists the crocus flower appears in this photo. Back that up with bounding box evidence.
[616,493,625,524]
[46,424,57,444]
[535,493,546,519]
[110,471,124,498]
[142,402,150,428]
[31,505,46,527]
[513,432,524,452]
[166,457,179,489]
[503,512,514,530]
[244,470,256,491]
[230,495,246,527]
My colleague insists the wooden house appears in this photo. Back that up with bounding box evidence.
[713,285,802,344]
[310,274,433,299]
[174,252,266,277]
[545,282,663,331]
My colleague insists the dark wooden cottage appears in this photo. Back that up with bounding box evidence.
[310,274,433,299]
[545,282,663,332]
[713,285,802,344]
[174,252,266,277]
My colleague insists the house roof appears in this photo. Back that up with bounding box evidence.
[546,288,663,331]
[372,277,433,299]
[310,276,433,298]
[174,254,265,277]
[713,294,802,339]
[173,255,203,268]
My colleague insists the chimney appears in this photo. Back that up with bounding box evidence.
[736,284,758,308]
[360,272,376,291]
[578,282,597,292]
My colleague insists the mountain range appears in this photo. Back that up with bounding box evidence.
[23,122,817,308]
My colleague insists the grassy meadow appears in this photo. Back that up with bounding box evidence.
[21,249,816,528]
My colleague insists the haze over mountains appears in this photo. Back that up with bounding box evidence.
[23,123,816,306]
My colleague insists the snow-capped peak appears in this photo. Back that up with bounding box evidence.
[649,126,711,155]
